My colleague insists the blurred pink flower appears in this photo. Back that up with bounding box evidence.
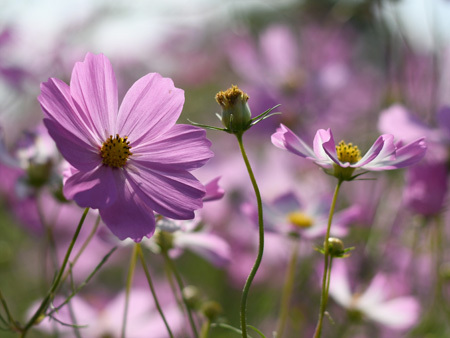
[242,191,362,239]
[38,53,213,241]
[403,161,448,216]
[31,289,183,338]
[329,260,420,330]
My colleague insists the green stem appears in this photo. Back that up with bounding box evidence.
[21,207,90,337]
[136,244,174,338]
[275,239,300,338]
[162,251,199,338]
[0,289,17,330]
[236,133,265,338]
[200,319,211,338]
[313,180,342,338]
[121,244,138,338]
[62,214,101,283]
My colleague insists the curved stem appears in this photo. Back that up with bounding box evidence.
[121,244,138,338]
[276,239,300,337]
[162,251,199,338]
[21,207,90,337]
[236,133,265,338]
[313,180,342,338]
[136,244,174,338]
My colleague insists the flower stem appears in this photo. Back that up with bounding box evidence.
[121,243,138,338]
[0,289,18,331]
[313,180,342,338]
[162,251,199,338]
[62,214,101,283]
[236,133,265,338]
[136,243,174,338]
[200,319,211,338]
[21,207,90,337]
[275,239,300,337]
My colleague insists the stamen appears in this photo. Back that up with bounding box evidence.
[100,134,132,168]
[336,141,361,164]
[287,211,314,228]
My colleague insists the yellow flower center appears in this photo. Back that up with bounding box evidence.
[287,211,314,228]
[215,85,249,109]
[100,134,132,168]
[336,141,361,164]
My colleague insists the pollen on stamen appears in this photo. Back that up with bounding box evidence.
[100,134,132,168]
[336,141,361,164]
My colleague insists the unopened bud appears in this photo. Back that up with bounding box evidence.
[325,237,345,257]
[201,300,222,321]
[215,85,252,134]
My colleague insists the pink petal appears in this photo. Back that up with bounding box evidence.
[357,274,388,308]
[44,119,100,171]
[378,104,433,143]
[388,138,427,169]
[124,163,205,220]
[63,165,117,209]
[174,232,231,267]
[131,124,213,171]
[362,297,420,330]
[39,78,101,170]
[117,73,184,145]
[271,124,316,159]
[203,176,225,202]
[313,128,337,167]
[352,134,392,168]
[356,134,397,170]
[328,260,353,307]
[70,53,118,140]
[99,172,155,242]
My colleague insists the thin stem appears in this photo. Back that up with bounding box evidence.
[236,133,265,338]
[0,289,17,330]
[21,207,90,337]
[200,319,211,338]
[162,251,199,338]
[313,180,342,338]
[121,244,138,338]
[136,244,174,338]
[275,239,300,338]
[62,214,101,283]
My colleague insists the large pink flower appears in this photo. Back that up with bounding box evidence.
[272,124,426,179]
[38,53,213,241]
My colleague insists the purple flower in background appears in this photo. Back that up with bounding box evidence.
[329,260,420,330]
[403,161,448,216]
[272,124,427,180]
[31,288,183,338]
[38,53,213,241]
[242,191,362,239]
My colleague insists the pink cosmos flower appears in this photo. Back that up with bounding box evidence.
[329,260,420,330]
[271,124,427,180]
[38,53,213,241]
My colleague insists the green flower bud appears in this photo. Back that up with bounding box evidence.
[200,300,223,321]
[325,237,345,257]
[215,85,252,134]
[154,230,174,253]
[182,285,201,310]
[26,159,53,188]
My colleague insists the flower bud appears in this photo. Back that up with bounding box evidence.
[201,300,223,321]
[325,237,345,257]
[182,285,201,310]
[154,229,174,253]
[215,85,252,134]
